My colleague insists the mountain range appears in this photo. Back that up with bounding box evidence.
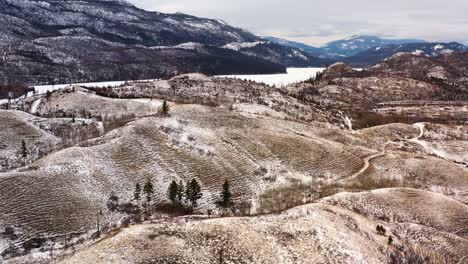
[344,42,468,66]
[265,35,428,58]
[0,0,320,85]
[0,0,467,86]
[267,35,468,67]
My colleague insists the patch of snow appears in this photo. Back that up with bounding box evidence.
[433,44,445,50]
[175,42,204,50]
[440,49,454,54]
[163,17,181,25]
[412,50,424,56]
[291,49,308,60]
[223,41,266,51]
[30,98,42,114]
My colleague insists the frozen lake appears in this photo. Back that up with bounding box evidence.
[217,67,325,87]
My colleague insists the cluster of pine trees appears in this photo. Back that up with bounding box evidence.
[166,179,203,213]
[133,178,154,214]
[106,178,235,221]
[166,179,233,214]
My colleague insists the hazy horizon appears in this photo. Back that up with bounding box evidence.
[128,0,468,46]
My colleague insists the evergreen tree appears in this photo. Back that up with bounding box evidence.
[176,180,184,203]
[167,180,178,204]
[161,100,169,116]
[21,140,27,159]
[381,226,386,236]
[376,225,386,236]
[186,179,203,212]
[106,193,119,212]
[134,182,141,204]
[218,179,232,208]
[143,178,154,213]
[184,180,191,204]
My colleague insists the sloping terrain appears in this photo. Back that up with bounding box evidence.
[93,73,337,124]
[29,87,162,119]
[346,42,467,66]
[0,101,373,260]
[291,53,468,129]
[2,92,468,262]
[0,110,103,172]
[323,188,468,263]
[263,36,324,56]
[226,41,329,67]
[55,188,468,264]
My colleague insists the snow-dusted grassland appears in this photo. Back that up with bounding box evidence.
[57,188,468,264]
[1,72,468,264]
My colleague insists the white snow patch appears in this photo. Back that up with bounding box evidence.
[175,42,204,50]
[412,50,424,56]
[150,42,204,51]
[440,49,454,54]
[223,41,266,51]
[433,44,445,50]
[30,98,42,114]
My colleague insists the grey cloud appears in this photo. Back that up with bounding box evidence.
[128,0,468,45]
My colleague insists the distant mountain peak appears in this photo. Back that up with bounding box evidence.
[266,35,429,59]
[344,42,467,67]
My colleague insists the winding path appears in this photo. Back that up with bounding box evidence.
[348,150,386,180]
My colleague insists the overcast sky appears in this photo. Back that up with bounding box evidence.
[128,0,468,46]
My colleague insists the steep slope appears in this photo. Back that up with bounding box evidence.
[227,41,329,67]
[0,0,288,86]
[0,0,257,47]
[263,36,323,56]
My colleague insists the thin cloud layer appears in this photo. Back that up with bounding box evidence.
[128,0,468,46]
